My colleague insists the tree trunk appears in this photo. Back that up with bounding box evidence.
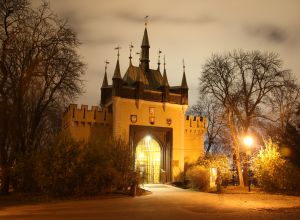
[0,165,10,195]
[227,110,244,186]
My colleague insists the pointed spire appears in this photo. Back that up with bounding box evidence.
[141,21,150,71]
[113,46,122,79]
[129,43,134,66]
[113,59,122,79]
[142,27,150,48]
[181,59,188,89]
[163,55,166,72]
[142,16,150,47]
[102,60,109,87]
[162,55,169,87]
[162,69,169,87]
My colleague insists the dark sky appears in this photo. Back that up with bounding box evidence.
[32,0,300,107]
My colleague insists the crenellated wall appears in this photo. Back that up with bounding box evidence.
[183,115,207,163]
[63,104,112,142]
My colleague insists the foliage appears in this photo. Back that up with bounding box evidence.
[11,135,135,197]
[252,139,300,192]
[0,0,85,194]
[199,50,299,186]
[198,154,231,185]
[279,105,300,168]
[185,154,231,191]
[186,165,210,191]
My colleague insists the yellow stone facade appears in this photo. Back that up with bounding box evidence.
[63,26,206,182]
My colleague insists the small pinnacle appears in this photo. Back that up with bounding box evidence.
[163,55,166,71]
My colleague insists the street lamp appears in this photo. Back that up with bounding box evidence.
[243,136,254,147]
[243,135,254,192]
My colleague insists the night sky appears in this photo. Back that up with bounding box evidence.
[32,0,300,107]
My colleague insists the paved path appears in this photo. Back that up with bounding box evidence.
[1,184,300,220]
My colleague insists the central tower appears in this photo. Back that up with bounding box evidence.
[140,28,150,72]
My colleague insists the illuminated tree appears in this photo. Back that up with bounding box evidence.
[199,50,297,186]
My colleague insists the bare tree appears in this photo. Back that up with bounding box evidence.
[267,82,300,141]
[200,50,294,186]
[188,95,227,155]
[0,0,84,194]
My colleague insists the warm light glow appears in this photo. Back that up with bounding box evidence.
[135,136,161,183]
[243,136,254,147]
[145,135,151,142]
[211,167,217,175]
[138,152,144,160]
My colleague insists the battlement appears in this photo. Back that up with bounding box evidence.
[185,115,206,128]
[64,104,112,124]
[184,115,206,135]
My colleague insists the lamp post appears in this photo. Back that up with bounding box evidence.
[243,136,254,192]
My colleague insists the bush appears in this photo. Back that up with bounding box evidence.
[186,165,210,191]
[197,154,231,186]
[252,139,300,193]
[11,135,135,196]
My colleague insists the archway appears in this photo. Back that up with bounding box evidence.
[135,135,161,183]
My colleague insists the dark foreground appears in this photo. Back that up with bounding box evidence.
[1,184,300,220]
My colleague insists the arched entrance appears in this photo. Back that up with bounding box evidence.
[135,136,161,183]
[130,125,173,183]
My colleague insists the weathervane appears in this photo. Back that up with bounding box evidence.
[144,15,149,27]
[104,59,109,73]
[183,59,185,72]
[129,42,134,62]
[164,55,166,70]
[136,49,141,64]
[157,49,162,69]
[115,46,121,59]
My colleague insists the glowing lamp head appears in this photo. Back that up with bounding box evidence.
[243,136,254,147]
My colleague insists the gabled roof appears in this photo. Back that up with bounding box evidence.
[123,65,149,86]
[123,65,164,89]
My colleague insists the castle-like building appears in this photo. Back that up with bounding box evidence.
[63,25,206,183]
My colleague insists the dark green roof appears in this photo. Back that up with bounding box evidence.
[123,65,163,89]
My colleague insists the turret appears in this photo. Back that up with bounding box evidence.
[112,50,123,96]
[101,60,109,106]
[140,27,150,72]
[181,59,188,105]
[161,56,169,102]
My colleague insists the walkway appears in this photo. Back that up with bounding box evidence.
[1,184,300,220]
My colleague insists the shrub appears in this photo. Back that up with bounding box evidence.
[186,165,210,191]
[252,139,300,193]
[11,135,135,196]
[197,154,231,186]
